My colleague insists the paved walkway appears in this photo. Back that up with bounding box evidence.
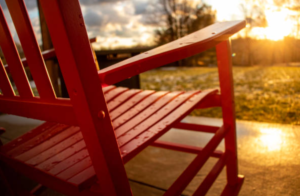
[0,115,300,195]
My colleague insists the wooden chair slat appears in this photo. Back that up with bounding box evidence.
[103,85,116,93]
[119,90,218,158]
[0,59,14,97]
[112,91,170,128]
[6,0,56,99]
[37,142,87,174]
[1,122,56,153]
[0,6,32,98]
[57,156,92,180]
[104,87,128,102]
[15,126,80,161]
[116,91,200,144]
[6,123,69,157]
[25,132,83,166]
[114,91,180,135]
[110,90,155,120]
[67,166,96,188]
[107,89,141,112]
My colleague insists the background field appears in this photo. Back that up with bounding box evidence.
[140,66,300,125]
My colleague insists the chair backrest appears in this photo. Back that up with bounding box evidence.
[0,0,78,125]
[0,0,132,195]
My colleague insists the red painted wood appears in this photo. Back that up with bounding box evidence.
[4,37,98,73]
[216,40,239,186]
[0,0,245,193]
[102,85,116,93]
[193,153,228,196]
[221,175,245,196]
[107,89,141,112]
[6,0,56,99]
[120,90,218,163]
[0,60,14,97]
[110,90,155,120]
[163,126,228,196]
[116,91,201,144]
[68,166,97,190]
[40,0,133,194]
[0,6,33,98]
[195,93,221,109]
[98,21,246,85]
[104,87,128,102]
[0,153,102,196]
[38,143,87,174]
[25,131,83,166]
[7,89,218,189]
[151,140,223,158]
[6,124,69,157]
[0,97,77,125]
[15,126,80,161]
[113,91,171,129]
[57,156,92,180]
[173,122,220,133]
[1,122,56,153]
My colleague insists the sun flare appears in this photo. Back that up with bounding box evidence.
[250,8,297,41]
[259,128,284,152]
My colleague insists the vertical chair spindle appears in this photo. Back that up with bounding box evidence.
[0,59,14,97]
[6,0,56,99]
[0,6,33,98]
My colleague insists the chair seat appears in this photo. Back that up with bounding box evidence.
[0,86,217,190]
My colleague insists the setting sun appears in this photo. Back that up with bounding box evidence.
[251,8,296,41]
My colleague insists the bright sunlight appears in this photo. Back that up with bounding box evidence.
[251,8,296,41]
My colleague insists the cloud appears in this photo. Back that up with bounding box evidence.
[134,1,148,15]
[0,0,7,9]
[0,0,157,49]
[24,0,38,10]
[84,9,104,27]
[79,0,120,6]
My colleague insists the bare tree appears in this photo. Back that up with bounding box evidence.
[150,0,215,66]
[155,0,215,45]
[240,0,268,66]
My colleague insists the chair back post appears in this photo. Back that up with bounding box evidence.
[216,39,239,185]
[39,0,132,195]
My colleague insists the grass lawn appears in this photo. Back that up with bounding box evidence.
[140,66,300,125]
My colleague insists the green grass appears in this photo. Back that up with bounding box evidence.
[140,66,300,125]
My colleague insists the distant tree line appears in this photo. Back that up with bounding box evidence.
[232,37,300,66]
[153,0,300,67]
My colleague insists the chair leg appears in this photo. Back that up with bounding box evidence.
[0,161,17,196]
[0,128,19,196]
[221,175,244,196]
[216,40,240,186]
[0,128,16,196]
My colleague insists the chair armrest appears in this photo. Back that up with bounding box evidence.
[98,20,245,85]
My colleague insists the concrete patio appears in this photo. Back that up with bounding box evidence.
[0,114,300,195]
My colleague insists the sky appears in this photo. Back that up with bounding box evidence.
[0,0,299,50]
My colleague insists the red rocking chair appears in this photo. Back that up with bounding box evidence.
[0,0,245,195]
